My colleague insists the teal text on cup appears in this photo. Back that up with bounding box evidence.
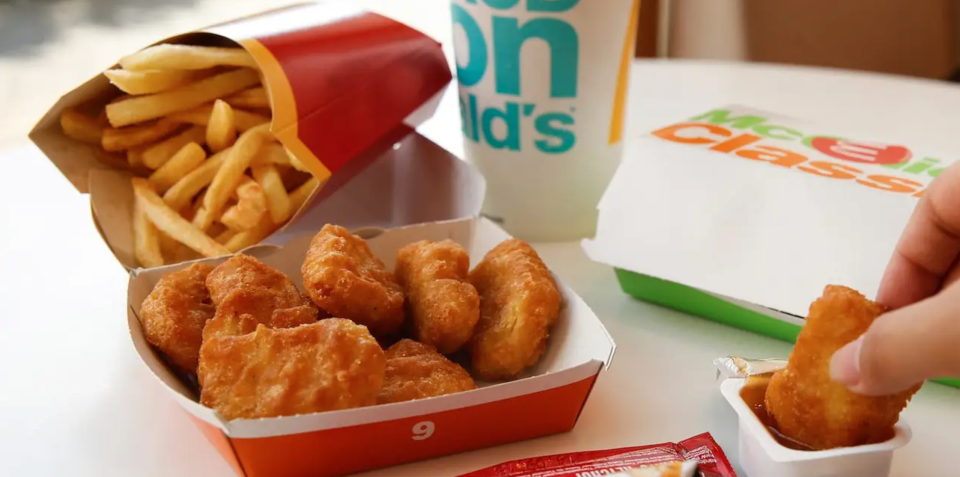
[451,0,580,154]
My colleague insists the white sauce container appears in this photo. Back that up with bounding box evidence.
[720,378,911,477]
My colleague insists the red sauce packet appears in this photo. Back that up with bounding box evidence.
[457,433,737,477]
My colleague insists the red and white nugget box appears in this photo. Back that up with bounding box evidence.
[126,132,615,477]
[29,2,451,269]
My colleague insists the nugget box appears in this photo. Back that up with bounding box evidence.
[29,2,452,270]
[127,143,615,476]
[582,105,960,388]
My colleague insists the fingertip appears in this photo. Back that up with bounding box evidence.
[876,254,939,310]
[830,336,863,386]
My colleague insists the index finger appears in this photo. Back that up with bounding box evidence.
[877,160,960,309]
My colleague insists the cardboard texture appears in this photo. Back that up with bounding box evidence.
[29,1,452,270]
[128,216,614,477]
[584,105,960,387]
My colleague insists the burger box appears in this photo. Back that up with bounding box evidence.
[582,104,960,389]
[28,4,616,476]
[28,1,453,270]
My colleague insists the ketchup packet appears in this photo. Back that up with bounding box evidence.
[608,460,698,476]
[457,433,736,477]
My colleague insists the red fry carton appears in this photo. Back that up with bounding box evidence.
[28,2,452,269]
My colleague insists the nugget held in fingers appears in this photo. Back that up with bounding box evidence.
[198,319,386,420]
[765,285,920,450]
[206,254,308,307]
[395,240,479,354]
[139,263,215,374]
[301,224,405,337]
[469,239,561,380]
[378,339,476,404]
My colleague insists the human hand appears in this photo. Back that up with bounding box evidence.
[830,160,960,396]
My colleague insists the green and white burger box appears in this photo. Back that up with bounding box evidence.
[583,105,960,388]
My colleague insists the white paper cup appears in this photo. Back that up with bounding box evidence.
[450,0,640,242]
[720,378,911,477]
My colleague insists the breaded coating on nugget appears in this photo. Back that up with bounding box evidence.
[378,339,476,404]
[139,263,215,374]
[765,285,921,450]
[202,287,318,342]
[395,240,480,354]
[198,319,386,420]
[301,224,404,337]
[206,254,307,307]
[469,239,561,380]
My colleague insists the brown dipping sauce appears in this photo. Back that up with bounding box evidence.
[739,374,815,451]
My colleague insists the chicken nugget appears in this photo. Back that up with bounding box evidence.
[202,287,318,342]
[765,285,921,450]
[469,239,561,380]
[207,254,307,307]
[395,240,480,354]
[198,319,386,420]
[378,339,476,404]
[139,263,215,374]
[301,224,404,337]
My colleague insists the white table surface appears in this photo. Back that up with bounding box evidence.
[5,44,960,477]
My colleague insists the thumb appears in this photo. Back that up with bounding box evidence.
[830,282,960,396]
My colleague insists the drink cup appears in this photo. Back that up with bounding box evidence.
[450,0,640,241]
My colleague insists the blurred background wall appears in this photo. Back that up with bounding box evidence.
[638,0,959,81]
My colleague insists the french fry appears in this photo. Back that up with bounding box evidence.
[162,150,227,211]
[158,231,181,261]
[289,177,320,211]
[106,68,261,127]
[119,45,258,71]
[109,94,133,104]
[224,215,279,253]
[214,228,237,244]
[94,149,129,170]
[252,164,292,223]
[164,107,212,126]
[142,126,206,169]
[191,207,216,232]
[133,197,165,268]
[125,148,154,178]
[206,222,228,239]
[224,87,270,109]
[103,69,208,95]
[250,143,290,167]
[167,104,270,132]
[206,99,236,153]
[220,180,268,231]
[127,147,145,167]
[285,148,309,172]
[101,119,181,152]
[230,176,258,200]
[221,171,309,253]
[60,108,104,145]
[132,178,230,258]
[200,123,271,230]
[186,190,207,221]
[148,142,206,192]
[234,109,271,131]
